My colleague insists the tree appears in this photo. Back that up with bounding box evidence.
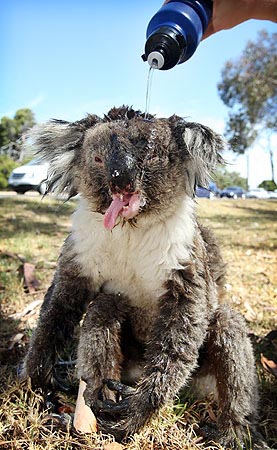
[258,180,277,191]
[0,117,18,147]
[218,30,277,183]
[213,166,247,190]
[0,108,36,161]
[14,108,36,136]
[0,156,18,190]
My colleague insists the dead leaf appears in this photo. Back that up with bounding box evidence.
[0,250,25,262]
[73,379,97,433]
[8,333,25,350]
[261,354,277,377]
[225,283,232,291]
[244,301,256,321]
[58,405,75,414]
[207,406,217,422]
[23,262,40,294]
[10,299,43,320]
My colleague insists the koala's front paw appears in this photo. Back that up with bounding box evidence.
[95,379,145,441]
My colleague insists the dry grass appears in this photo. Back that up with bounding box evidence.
[0,195,276,449]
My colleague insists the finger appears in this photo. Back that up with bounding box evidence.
[104,379,135,396]
[99,398,129,415]
[202,22,215,40]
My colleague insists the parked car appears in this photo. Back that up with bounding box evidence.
[209,181,221,197]
[220,186,246,199]
[8,158,49,194]
[246,188,270,199]
[196,186,214,199]
[196,182,221,199]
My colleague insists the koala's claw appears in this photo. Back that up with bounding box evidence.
[99,398,130,416]
[95,380,134,417]
[103,379,135,397]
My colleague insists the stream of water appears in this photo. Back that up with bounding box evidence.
[144,63,157,120]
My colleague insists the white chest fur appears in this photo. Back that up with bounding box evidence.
[71,197,195,308]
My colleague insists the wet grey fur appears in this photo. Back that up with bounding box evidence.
[23,106,266,447]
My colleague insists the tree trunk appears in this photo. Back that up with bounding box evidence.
[267,134,275,182]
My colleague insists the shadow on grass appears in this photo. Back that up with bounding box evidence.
[0,215,69,240]
[0,197,75,217]
[227,240,277,251]
[0,197,75,240]
[0,253,34,378]
[209,211,277,228]
[234,202,277,221]
[0,310,25,374]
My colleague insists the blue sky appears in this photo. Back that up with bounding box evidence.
[1,0,276,187]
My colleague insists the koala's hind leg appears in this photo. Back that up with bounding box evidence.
[205,305,262,448]
[77,293,129,410]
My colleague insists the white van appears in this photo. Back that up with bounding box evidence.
[8,158,49,194]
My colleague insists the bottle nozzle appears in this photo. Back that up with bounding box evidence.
[147,51,165,69]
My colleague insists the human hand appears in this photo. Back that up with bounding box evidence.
[202,0,277,40]
[162,0,276,40]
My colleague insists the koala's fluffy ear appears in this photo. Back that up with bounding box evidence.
[26,115,100,198]
[169,115,225,189]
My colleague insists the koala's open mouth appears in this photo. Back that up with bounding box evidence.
[104,192,142,230]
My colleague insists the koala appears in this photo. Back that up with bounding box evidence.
[23,106,263,447]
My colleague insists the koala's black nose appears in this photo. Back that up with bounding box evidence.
[109,169,135,193]
[109,158,136,192]
[108,134,137,192]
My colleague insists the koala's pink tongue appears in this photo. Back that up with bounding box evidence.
[104,197,126,230]
[104,194,140,230]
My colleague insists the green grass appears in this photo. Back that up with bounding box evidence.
[0,196,276,449]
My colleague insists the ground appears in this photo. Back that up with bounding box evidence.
[0,194,276,450]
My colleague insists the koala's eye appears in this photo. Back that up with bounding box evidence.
[94,156,103,165]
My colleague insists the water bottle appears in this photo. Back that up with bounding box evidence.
[142,0,213,70]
